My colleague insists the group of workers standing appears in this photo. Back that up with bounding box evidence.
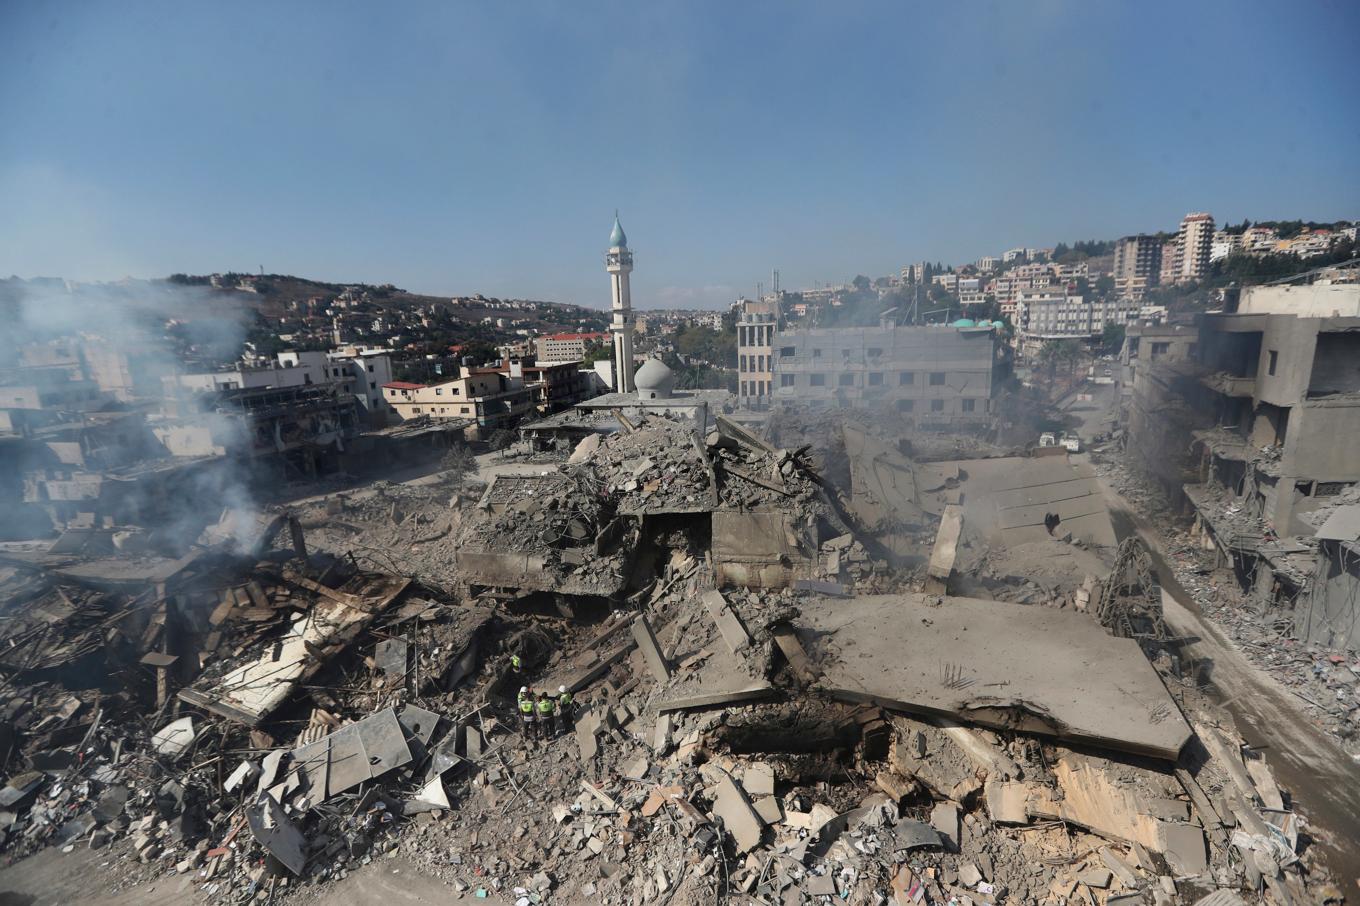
[510,652,573,742]
[517,684,572,740]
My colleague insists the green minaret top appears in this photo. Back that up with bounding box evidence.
[609,212,627,249]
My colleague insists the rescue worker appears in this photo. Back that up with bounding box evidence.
[518,685,537,740]
[535,690,556,739]
[510,652,523,677]
[556,685,574,730]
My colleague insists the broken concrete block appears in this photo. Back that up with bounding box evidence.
[958,863,983,887]
[984,779,1029,824]
[652,712,672,755]
[743,762,775,798]
[631,616,671,683]
[876,770,915,803]
[753,796,782,825]
[929,802,960,851]
[1078,868,1113,889]
[711,770,763,854]
[804,872,837,896]
[1159,822,1208,876]
[622,756,650,781]
[700,590,751,654]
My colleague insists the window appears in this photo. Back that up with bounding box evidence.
[781,374,795,388]
[740,354,748,372]
[962,398,976,412]
[896,399,914,412]
[841,348,852,359]
[413,407,422,414]
[838,372,855,386]
[1150,342,1170,359]
[757,355,765,371]
[367,364,374,373]
[780,346,796,357]
[812,348,822,358]
[369,381,376,389]
[931,399,944,412]
[868,372,883,386]
[741,381,748,395]
[1267,350,1278,376]
[899,372,914,385]
[929,372,946,385]
[461,407,470,414]
[868,347,883,358]
[810,373,826,386]
[435,387,443,395]
[756,381,765,396]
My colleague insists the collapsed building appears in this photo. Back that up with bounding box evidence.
[0,359,1343,906]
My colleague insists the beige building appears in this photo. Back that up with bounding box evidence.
[736,298,778,406]
[534,332,609,363]
[382,365,532,432]
[1177,212,1215,282]
[1112,235,1162,298]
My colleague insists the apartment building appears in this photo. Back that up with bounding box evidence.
[1112,235,1163,298]
[1015,294,1140,347]
[1124,284,1360,534]
[736,298,778,406]
[473,356,596,416]
[769,319,1006,425]
[1177,212,1215,282]
[382,363,533,433]
[1210,230,1243,262]
[534,332,610,363]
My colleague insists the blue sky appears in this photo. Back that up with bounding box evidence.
[2,1,1357,310]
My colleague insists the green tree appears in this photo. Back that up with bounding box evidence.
[1101,323,1126,355]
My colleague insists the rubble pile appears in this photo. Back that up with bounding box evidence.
[1097,447,1360,755]
[0,403,1350,904]
[583,416,717,514]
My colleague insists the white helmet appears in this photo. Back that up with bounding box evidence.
[558,685,567,694]
[520,686,528,694]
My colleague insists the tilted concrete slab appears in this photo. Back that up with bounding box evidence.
[938,456,1117,548]
[701,589,752,653]
[795,594,1192,760]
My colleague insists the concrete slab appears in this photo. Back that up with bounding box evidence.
[701,589,751,653]
[631,615,671,683]
[795,594,1192,760]
[925,504,963,594]
[711,770,764,853]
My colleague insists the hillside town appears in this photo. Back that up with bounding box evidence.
[1,203,1359,906]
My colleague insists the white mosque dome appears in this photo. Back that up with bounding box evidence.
[634,357,675,400]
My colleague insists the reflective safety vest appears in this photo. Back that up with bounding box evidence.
[536,698,554,716]
[511,655,522,669]
[518,698,534,715]
[558,692,573,707]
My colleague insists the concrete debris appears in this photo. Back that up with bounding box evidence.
[0,403,1341,906]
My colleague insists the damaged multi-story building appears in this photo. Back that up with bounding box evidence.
[764,313,1009,427]
[1121,277,1360,648]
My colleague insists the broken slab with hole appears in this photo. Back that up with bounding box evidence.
[794,594,1192,760]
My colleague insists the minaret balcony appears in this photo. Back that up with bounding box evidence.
[605,251,634,268]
